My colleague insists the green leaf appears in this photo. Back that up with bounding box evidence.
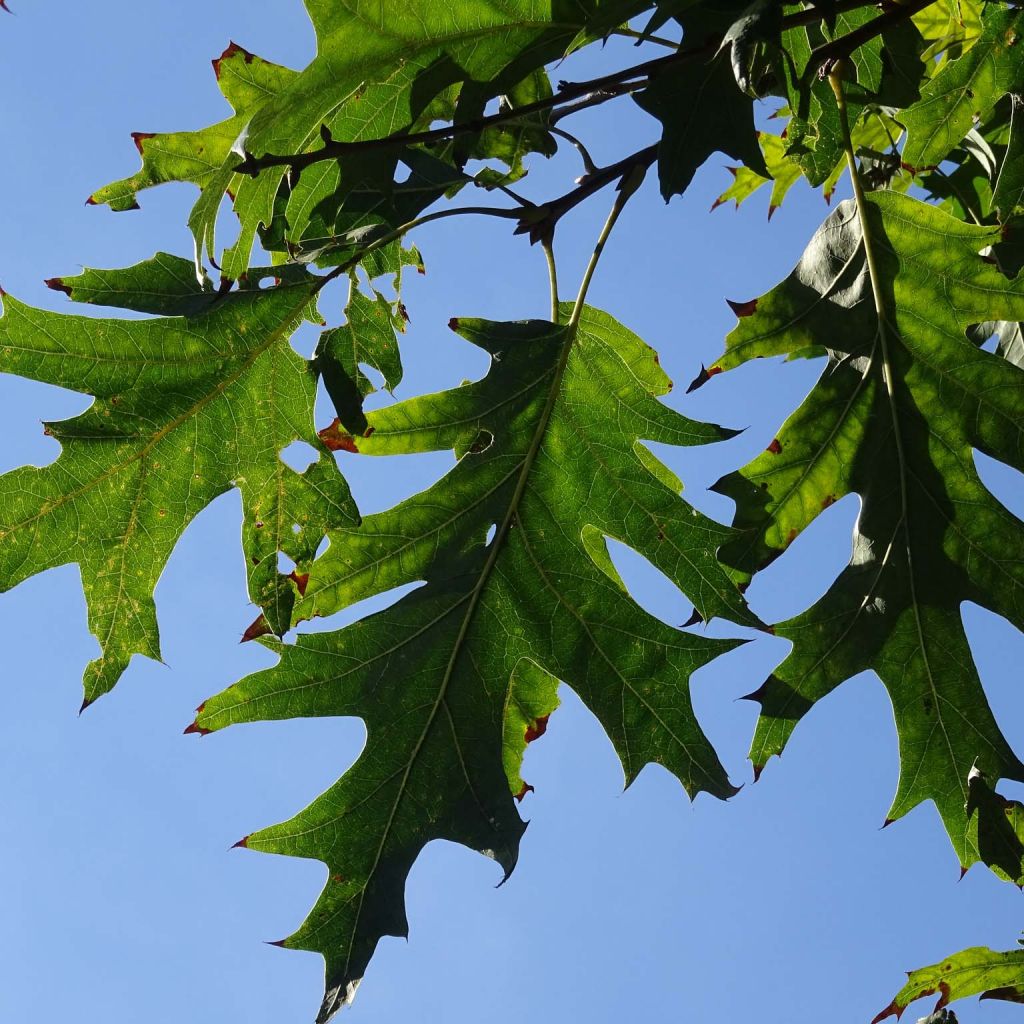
[192,305,758,1019]
[875,943,1024,1022]
[708,191,1024,875]
[635,2,767,198]
[312,277,407,437]
[902,4,1024,171]
[95,1,649,277]
[0,257,356,703]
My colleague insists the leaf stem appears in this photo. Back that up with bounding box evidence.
[569,161,647,328]
[542,238,560,323]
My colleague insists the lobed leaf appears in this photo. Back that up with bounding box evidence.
[706,191,1024,876]
[0,255,355,702]
[193,305,759,1019]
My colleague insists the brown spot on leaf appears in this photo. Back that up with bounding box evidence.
[822,494,836,509]
[785,528,798,545]
[289,571,309,596]
[525,715,550,744]
[727,298,758,318]
[319,419,360,453]
[766,438,782,454]
[44,277,72,296]
[448,317,460,331]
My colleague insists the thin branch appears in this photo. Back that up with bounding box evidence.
[549,125,598,176]
[608,26,680,49]
[803,0,937,83]
[569,162,647,327]
[514,142,658,243]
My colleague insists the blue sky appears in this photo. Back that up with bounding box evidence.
[1,2,1022,1022]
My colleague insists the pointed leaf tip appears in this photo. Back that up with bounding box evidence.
[726,298,758,318]
[232,835,250,850]
[44,278,71,297]
[213,41,254,79]
[183,721,211,736]
[685,364,722,394]
[266,938,289,948]
[515,782,535,802]
[79,695,95,715]
[131,131,155,155]
[870,1001,902,1024]
[241,613,272,643]
[448,317,460,331]
[682,608,704,628]
[752,762,765,783]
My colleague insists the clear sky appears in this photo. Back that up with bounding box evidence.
[0,3,1022,1022]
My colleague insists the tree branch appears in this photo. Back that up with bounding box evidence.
[233,0,886,179]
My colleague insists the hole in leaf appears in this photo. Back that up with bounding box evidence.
[278,552,296,574]
[485,523,497,546]
[280,440,318,472]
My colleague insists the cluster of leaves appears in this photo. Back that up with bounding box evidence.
[4,0,1024,1019]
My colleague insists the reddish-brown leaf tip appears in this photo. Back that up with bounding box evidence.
[79,695,95,715]
[881,817,895,829]
[184,721,212,737]
[85,195,98,206]
[710,197,726,212]
[195,701,206,715]
[131,131,155,155]
[515,782,535,802]
[241,613,272,643]
[767,205,778,221]
[448,317,460,331]
[525,714,550,744]
[752,762,765,783]
[213,41,254,79]
[266,939,289,948]
[766,438,782,454]
[726,298,758,318]
[44,277,72,296]
[231,835,250,850]
[319,418,359,453]
[822,494,837,509]
[870,1000,902,1024]
[0,2,10,13]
